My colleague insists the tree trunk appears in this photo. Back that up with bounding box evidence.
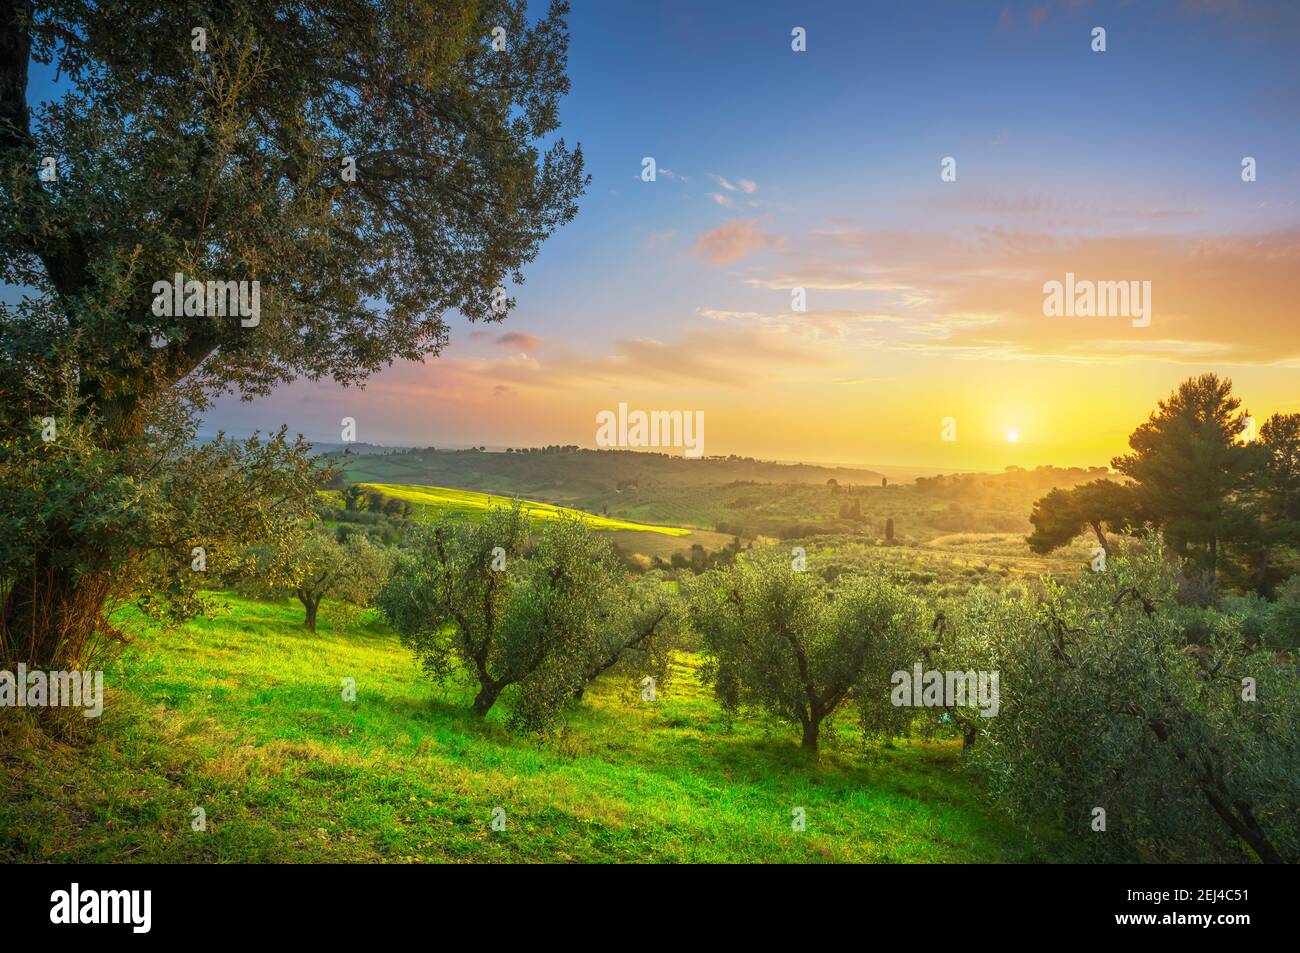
[1090,521,1111,557]
[298,592,319,633]
[800,718,820,751]
[1145,717,1284,864]
[473,682,501,716]
[1199,783,1284,864]
[1,562,113,668]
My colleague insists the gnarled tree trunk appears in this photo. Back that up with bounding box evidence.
[1,561,118,669]
[297,590,321,633]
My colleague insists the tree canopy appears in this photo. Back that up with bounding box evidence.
[1,0,586,665]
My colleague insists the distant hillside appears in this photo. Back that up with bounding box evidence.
[333,446,886,499]
[326,447,1109,551]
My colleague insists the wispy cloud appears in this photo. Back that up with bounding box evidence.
[709,173,757,194]
[644,229,677,250]
[736,223,1300,365]
[691,219,782,265]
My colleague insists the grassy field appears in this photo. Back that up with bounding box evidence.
[0,594,1049,863]
[360,482,692,537]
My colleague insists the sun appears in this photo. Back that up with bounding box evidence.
[1006,429,1020,443]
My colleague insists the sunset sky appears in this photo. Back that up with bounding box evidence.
[92,2,1300,468]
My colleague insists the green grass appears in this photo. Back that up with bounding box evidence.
[0,594,1048,863]
[360,482,692,537]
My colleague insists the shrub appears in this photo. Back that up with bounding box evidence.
[1,407,322,667]
[953,541,1299,863]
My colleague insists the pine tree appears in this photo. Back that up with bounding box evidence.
[1111,375,1254,580]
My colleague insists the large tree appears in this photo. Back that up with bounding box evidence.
[1257,414,1300,529]
[1110,374,1255,581]
[1,1,586,664]
[1230,413,1300,593]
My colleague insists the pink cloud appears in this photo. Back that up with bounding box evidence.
[690,219,781,265]
[493,331,541,351]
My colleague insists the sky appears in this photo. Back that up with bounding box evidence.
[28,0,1300,470]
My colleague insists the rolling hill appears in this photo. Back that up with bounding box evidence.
[336,447,887,500]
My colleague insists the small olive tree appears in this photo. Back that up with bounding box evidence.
[577,570,680,701]
[239,530,391,632]
[685,550,923,751]
[378,505,677,731]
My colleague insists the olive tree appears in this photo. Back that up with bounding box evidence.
[238,530,391,632]
[954,540,1299,863]
[576,570,680,703]
[0,0,587,665]
[378,506,677,732]
[685,550,924,751]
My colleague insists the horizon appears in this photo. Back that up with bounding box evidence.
[204,433,1108,477]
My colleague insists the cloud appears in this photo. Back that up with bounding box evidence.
[736,223,1300,365]
[696,308,762,322]
[454,322,837,393]
[690,219,782,265]
[493,331,542,351]
[710,173,759,195]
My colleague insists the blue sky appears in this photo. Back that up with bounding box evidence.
[13,1,1300,467]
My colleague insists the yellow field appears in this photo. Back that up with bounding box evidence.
[359,483,692,537]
